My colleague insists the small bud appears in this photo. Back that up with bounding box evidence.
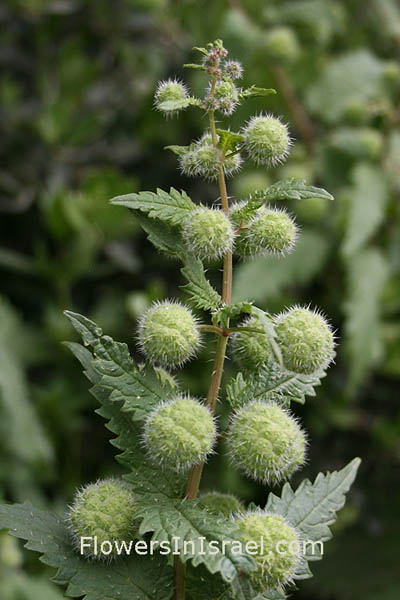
[275,306,335,374]
[227,402,307,484]
[67,479,138,561]
[198,492,244,518]
[143,396,216,471]
[224,60,244,80]
[138,300,201,368]
[235,206,298,257]
[243,114,292,167]
[235,511,301,589]
[264,27,300,64]
[231,317,271,371]
[154,79,189,117]
[182,207,234,262]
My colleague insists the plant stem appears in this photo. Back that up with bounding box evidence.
[176,76,234,598]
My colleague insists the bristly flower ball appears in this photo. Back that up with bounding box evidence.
[235,511,301,589]
[231,316,271,371]
[138,300,201,368]
[224,60,244,80]
[67,479,138,561]
[243,114,292,166]
[227,402,306,484]
[182,207,234,261]
[154,79,189,117]
[275,306,335,374]
[235,206,298,257]
[143,396,216,471]
[198,492,244,518]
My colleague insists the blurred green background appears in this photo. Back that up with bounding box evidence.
[1,0,399,598]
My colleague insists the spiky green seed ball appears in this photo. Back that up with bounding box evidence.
[68,479,138,560]
[183,207,234,261]
[198,492,243,518]
[235,511,301,589]
[264,27,300,64]
[227,402,306,484]
[143,396,216,471]
[235,207,297,257]
[232,317,271,371]
[138,301,200,368]
[275,307,335,374]
[154,79,188,116]
[214,80,238,101]
[243,115,291,167]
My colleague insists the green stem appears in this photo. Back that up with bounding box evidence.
[176,74,233,599]
[198,324,224,335]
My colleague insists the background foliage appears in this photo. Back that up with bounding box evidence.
[0,0,399,598]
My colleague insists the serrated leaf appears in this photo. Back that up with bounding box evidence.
[0,502,174,600]
[135,212,183,256]
[164,144,191,157]
[265,458,361,580]
[216,129,244,154]
[135,495,255,583]
[180,253,222,311]
[341,164,388,257]
[214,302,253,329]
[111,187,196,226]
[226,361,325,410]
[239,86,276,100]
[251,308,283,367]
[343,248,389,394]
[250,179,333,203]
[65,312,185,498]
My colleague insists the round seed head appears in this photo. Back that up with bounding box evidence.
[138,300,201,368]
[275,306,335,374]
[235,206,298,257]
[154,79,189,116]
[198,492,244,518]
[231,317,272,372]
[224,60,244,80]
[182,207,234,262]
[227,402,307,484]
[195,144,220,180]
[67,479,138,561]
[235,511,301,589]
[243,114,292,167]
[143,396,217,471]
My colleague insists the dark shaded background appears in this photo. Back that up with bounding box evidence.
[0,1,399,598]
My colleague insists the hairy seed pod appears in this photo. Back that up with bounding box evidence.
[143,396,216,471]
[264,27,300,64]
[182,207,234,261]
[235,207,298,257]
[227,402,306,484]
[154,79,188,116]
[67,479,138,561]
[235,511,301,589]
[275,306,335,374]
[138,300,201,368]
[231,317,271,371]
[224,60,244,80]
[198,492,244,518]
[243,114,291,166]
[194,144,220,180]
[179,149,200,178]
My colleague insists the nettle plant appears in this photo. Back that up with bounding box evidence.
[0,41,360,600]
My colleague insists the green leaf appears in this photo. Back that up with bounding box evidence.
[251,308,283,367]
[64,312,185,498]
[0,297,53,465]
[157,96,200,113]
[239,86,276,100]
[135,212,183,257]
[306,50,385,123]
[183,63,206,71]
[341,164,388,257]
[343,248,389,394]
[135,495,255,583]
[180,253,222,311]
[164,144,192,157]
[226,361,326,410]
[265,457,361,580]
[110,187,196,226]
[214,302,253,329]
[0,502,174,600]
[250,179,334,203]
[233,231,330,304]
[216,129,244,154]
